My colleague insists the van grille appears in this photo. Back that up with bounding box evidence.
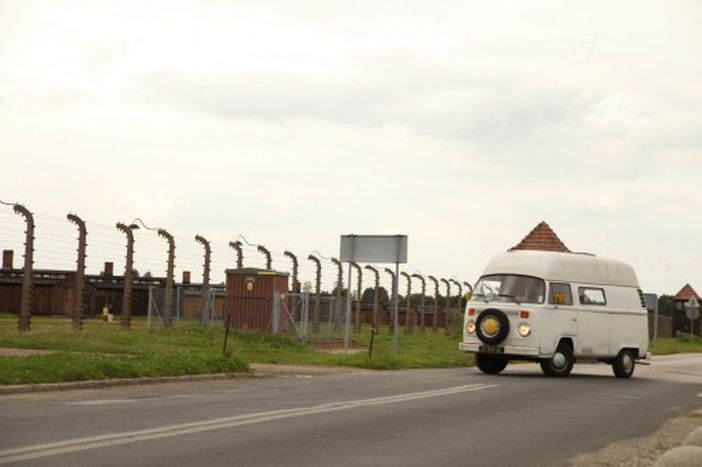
[637,289,647,309]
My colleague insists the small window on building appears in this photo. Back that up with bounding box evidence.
[578,287,607,306]
[675,301,684,311]
[549,283,573,305]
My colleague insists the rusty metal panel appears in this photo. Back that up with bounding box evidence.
[225,269,289,332]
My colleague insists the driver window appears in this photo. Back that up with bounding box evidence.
[549,283,573,305]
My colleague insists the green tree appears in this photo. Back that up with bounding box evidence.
[361,286,390,306]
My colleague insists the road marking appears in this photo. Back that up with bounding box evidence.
[0,383,496,464]
[67,399,137,406]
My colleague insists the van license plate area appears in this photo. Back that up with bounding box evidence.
[479,345,504,354]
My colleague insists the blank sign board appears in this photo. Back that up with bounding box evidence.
[339,235,408,264]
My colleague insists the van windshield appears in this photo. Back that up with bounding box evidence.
[473,274,545,304]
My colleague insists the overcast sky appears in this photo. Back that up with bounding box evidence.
[0,0,701,295]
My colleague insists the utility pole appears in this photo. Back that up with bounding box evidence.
[14,204,34,332]
[350,262,362,333]
[365,265,380,329]
[67,213,87,332]
[307,254,322,333]
[331,258,343,333]
[258,245,272,269]
[428,275,439,333]
[228,241,243,269]
[401,272,412,334]
[412,273,427,334]
[440,278,451,336]
[384,268,397,335]
[116,223,134,330]
[195,235,211,324]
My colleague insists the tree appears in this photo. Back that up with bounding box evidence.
[658,294,675,316]
[361,286,390,306]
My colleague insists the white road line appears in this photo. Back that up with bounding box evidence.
[0,383,496,465]
[67,399,137,406]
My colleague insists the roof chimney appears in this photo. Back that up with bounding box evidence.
[103,262,114,277]
[182,271,191,284]
[2,250,12,269]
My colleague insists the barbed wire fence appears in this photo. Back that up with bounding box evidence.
[0,202,469,337]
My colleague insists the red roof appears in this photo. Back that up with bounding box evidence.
[510,221,571,253]
[674,284,700,301]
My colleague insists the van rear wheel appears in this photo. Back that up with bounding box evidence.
[540,342,574,377]
[612,349,636,378]
[475,353,508,375]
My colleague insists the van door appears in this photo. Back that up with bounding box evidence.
[575,287,611,357]
[544,283,577,352]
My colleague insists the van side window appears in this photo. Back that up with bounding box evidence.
[549,283,573,305]
[578,287,607,306]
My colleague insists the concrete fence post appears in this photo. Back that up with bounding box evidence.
[195,235,211,324]
[14,204,34,332]
[116,223,135,330]
[67,213,87,331]
[428,275,439,333]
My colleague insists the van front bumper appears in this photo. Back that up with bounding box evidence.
[459,342,541,357]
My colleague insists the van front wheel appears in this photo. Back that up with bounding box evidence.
[475,353,508,375]
[612,349,636,378]
[540,342,574,377]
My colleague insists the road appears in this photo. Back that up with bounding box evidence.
[1,354,701,467]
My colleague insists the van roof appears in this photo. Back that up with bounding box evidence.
[482,250,640,288]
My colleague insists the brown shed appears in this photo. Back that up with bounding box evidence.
[225,268,289,332]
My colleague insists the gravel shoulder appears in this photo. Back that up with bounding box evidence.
[570,408,702,466]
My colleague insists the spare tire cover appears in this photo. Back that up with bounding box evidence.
[475,309,510,346]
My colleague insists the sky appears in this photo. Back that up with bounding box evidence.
[0,0,701,296]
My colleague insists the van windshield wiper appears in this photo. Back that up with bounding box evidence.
[498,294,521,304]
[473,293,489,303]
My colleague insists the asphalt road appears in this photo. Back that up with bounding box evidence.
[1,354,701,467]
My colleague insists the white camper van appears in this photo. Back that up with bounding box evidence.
[460,250,649,378]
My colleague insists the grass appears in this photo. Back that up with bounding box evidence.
[650,334,702,355]
[0,314,472,384]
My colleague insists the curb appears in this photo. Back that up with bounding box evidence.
[0,372,259,395]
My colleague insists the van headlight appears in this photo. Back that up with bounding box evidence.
[465,320,475,334]
[517,323,531,337]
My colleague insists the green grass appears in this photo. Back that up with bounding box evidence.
[650,335,702,355]
[0,314,472,384]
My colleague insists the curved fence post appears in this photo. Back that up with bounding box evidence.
[14,204,34,332]
[365,266,380,329]
[428,275,439,333]
[307,255,322,333]
[67,213,87,331]
[158,229,176,328]
[195,235,211,324]
[351,262,362,333]
[229,241,243,269]
[116,223,135,330]
[384,268,397,335]
[258,245,272,270]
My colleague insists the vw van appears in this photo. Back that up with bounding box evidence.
[460,250,649,378]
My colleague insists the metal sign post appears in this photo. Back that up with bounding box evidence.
[644,293,658,348]
[685,298,700,344]
[340,235,408,355]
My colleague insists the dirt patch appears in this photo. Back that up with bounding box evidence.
[0,347,57,357]
[570,409,702,466]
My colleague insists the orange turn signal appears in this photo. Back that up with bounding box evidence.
[520,310,530,319]
[468,308,476,316]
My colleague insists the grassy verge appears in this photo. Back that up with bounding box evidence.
[0,314,471,384]
[650,335,702,355]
